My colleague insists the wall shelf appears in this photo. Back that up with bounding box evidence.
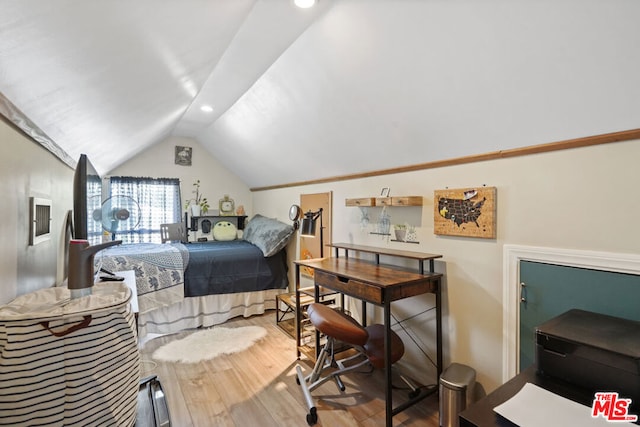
[190,214,247,231]
[347,196,424,243]
[185,214,248,242]
[345,196,423,207]
[345,197,376,207]
[390,239,419,244]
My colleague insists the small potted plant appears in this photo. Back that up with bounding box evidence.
[394,224,407,242]
[185,180,209,216]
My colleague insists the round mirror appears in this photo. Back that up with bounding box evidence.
[289,204,301,221]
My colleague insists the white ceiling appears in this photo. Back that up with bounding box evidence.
[1,0,639,188]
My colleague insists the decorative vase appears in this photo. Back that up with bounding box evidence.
[191,205,201,217]
[378,210,391,235]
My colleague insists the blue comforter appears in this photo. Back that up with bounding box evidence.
[183,240,288,297]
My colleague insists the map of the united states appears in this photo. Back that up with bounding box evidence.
[438,197,487,227]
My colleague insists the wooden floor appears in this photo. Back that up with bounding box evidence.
[138,311,441,427]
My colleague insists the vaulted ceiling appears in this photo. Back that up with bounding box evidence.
[2,0,639,188]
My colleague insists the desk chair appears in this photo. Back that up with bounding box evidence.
[296,303,407,426]
[160,223,185,243]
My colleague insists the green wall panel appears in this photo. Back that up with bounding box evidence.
[519,261,640,371]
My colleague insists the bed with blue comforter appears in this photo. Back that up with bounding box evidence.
[183,240,287,297]
[95,214,294,339]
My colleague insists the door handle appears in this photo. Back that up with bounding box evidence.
[520,282,527,303]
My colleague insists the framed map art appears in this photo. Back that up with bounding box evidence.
[434,186,496,239]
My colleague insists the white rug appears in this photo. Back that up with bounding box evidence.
[152,325,267,364]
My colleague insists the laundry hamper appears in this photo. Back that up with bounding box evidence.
[0,282,140,427]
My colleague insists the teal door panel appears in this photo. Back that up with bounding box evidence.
[519,261,640,372]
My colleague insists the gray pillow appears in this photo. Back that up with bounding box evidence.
[243,214,294,257]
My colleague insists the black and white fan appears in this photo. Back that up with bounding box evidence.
[93,195,141,239]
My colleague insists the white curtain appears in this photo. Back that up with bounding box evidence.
[106,176,181,243]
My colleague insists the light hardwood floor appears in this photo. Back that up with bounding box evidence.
[138,311,441,426]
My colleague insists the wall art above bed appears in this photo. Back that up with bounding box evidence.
[175,145,192,166]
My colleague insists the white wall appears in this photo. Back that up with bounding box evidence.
[252,139,640,396]
[0,118,74,304]
[108,136,253,221]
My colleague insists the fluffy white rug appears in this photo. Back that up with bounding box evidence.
[152,326,267,364]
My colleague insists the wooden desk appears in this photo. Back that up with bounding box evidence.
[294,257,443,427]
[328,243,442,329]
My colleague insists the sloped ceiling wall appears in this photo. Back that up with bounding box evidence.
[199,0,640,188]
[1,0,639,188]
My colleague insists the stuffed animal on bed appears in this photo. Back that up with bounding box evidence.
[213,221,237,241]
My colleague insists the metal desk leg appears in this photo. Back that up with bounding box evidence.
[295,264,302,359]
[384,301,393,427]
[361,300,367,327]
[436,277,443,377]
[314,284,321,360]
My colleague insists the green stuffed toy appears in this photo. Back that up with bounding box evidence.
[213,221,237,241]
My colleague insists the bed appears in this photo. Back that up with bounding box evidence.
[94,214,294,339]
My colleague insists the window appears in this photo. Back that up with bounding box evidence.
[107,176,182,243]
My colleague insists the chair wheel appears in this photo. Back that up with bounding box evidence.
[306,408,318,425]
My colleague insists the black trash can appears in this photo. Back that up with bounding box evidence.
[439,363,476,427]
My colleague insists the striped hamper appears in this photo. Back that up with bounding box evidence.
[0,282,140,427]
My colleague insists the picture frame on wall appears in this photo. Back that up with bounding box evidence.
[175,146,192,166]
[434,186,497,239]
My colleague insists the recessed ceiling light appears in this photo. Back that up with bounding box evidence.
[294,0,316,9]
[200,105,214,113]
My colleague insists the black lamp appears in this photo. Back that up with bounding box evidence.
[300,208,324,258]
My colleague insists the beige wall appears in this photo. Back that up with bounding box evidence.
[109,136,253,222]
[0,118,74,304]
[252,139,640,396]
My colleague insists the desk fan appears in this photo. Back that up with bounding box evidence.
[93,195,141,240]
